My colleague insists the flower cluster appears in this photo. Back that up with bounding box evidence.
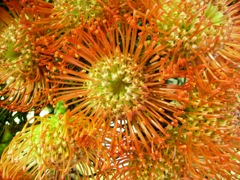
[0,0,240,179]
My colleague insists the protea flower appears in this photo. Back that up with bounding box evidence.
[0,101,110,179]
[0,0,239,179]
[23,0,103,32]
[20,0,107,67]
[46,19,190,157]
[0,0,50,112]
[126,0,240,93]
[173,91,240,179]
[97,91,240,179]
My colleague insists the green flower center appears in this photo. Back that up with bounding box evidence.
[0,24,33,71]
[5,42,21,60]
[86,54,145,115]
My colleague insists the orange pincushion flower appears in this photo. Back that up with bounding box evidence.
[0,102,110,179]
[172,91,240,179]
[46,21,190,156]
[21,0,108,67]
[23,0,139,67]
[126,0,240,92]
[0,1,39,74]
[0,0,50,112]
[23,0,103,33]
[97,93,240,179]
[0,0,238,179]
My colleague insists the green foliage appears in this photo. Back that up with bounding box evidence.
[0,108,28,156]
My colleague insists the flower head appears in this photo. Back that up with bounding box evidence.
[0,1,37,75]
[98,100,240,179]
[0,1,50,112]
[21,0,107,67]
[129,0,232,55]
[0,0,239,179]
[0,102,109,179]
[127,0,240,92]
[47,20,189,156]
[173,91,240,179]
